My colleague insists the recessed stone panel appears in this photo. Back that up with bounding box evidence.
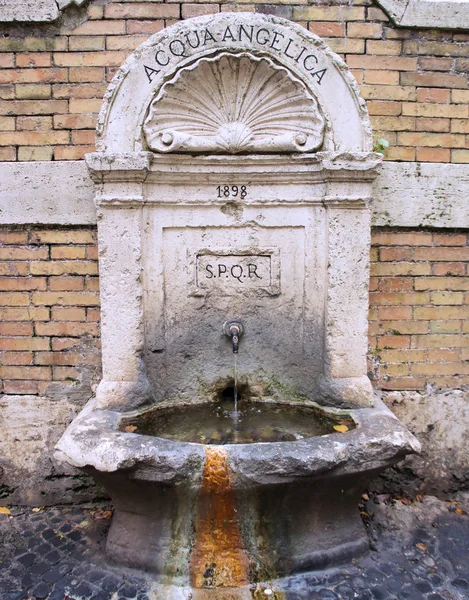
[189,249,280,297]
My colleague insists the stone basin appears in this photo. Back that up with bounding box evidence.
[56,397,420,589]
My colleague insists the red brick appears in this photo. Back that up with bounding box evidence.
[0,292,30,306]
[369,292,430,305]
[51,307,86,321]
[418,57,453,72]
[0,322,33,335]
[50,246,86,259]
[372,231,433,246]
[49,276,84,291]
[86,308,100,322]
[380,320,428,334]
[0,232,29,244]
[0,365,50,380]
[377,335,411,349]
[30,261,98,276]
[429,321,462,334]
[0,262,29,276]
[415,277,469,291]
[34,352,82,366]
[0,307,49,321]
[32,291,99,306]
[0,247,48,260]
[35,322,99,337]
[0,277,46,291]
[2,352,33,365]
[433,233,467,246]
[411,334,469,349]
[378,277,414,292]
[0,337,49,351]
[308,22,345,38]
[105,3,180,19]
[415,248,469,261]
[125,20,165,35]
[52,366,80,380]
[428,348,460,362]
[380,378,425,391]
[3,380,39,394]
[432,262,466,276]
[416,88,451,104]
[379,247,413,261]
[378,306,413,320]
[379,349,427,363]
[415,118,450,133]
[367,101,401,116]
[416,148,451,162]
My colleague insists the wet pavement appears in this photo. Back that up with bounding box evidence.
[0,492,468,600]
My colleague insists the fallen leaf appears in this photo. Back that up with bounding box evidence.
[333,424,349,433]
[362,493,369,501]
[124,425,137,433]
[360,511,370,518]
[400,498,411,505]
[77,520,89,528]
[455,508,467,516]
[32,507,44,513]
[0,507,11,515]
[416,543,427,552]
[416,494,424,503]
[54,529,65,539]
[92,509,113,520]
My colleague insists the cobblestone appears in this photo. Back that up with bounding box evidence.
[0,493,468,600]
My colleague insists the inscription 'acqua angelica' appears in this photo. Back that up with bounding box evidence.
[144,23,328,87]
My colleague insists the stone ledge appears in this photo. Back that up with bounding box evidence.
[1,160,469,228]
[0,0,87,23]
[376,0,469,30]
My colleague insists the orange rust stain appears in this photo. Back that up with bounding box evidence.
[190,446,250,589]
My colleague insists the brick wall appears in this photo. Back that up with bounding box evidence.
[0,0,468,163]
[0,228,101,396]
[369,229,469,391]
[2,227,468,396]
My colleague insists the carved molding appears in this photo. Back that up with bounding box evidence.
[0,0,87,22]
[143,53,325,155]
[376,0,469,30]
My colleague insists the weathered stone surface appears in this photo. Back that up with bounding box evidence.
[2,160,469,229]
[0,161,95,226]
[0,395,102,506]
[376,0,469,30]
[372,162,469,228]
[380,388,469,496]
[0,0,88,22]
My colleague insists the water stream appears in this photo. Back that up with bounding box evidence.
[233,353,239,427]
[233,354,240,443]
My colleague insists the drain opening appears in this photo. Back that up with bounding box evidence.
[221,386,237,401]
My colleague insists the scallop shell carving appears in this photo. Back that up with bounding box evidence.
[144,53,325,154]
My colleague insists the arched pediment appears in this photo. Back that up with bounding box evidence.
[97,13,372,155]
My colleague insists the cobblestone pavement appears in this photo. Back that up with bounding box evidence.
[0,493,468,600]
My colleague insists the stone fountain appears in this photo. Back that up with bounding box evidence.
[56,13,420,597]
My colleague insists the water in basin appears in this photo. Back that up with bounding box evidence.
[120,398,354,444]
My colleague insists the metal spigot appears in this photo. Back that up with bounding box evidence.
[223,320,244,354]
